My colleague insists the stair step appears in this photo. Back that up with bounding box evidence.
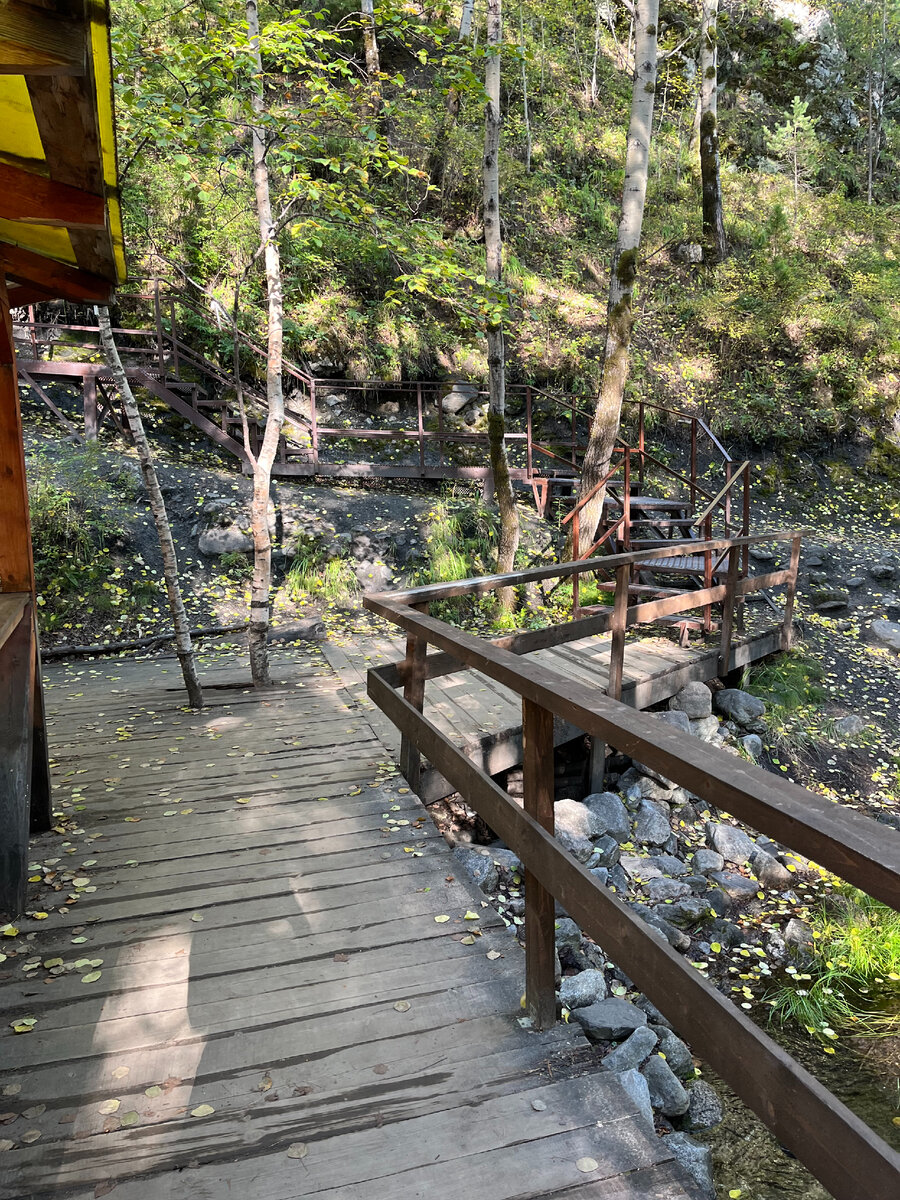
[630,538,701,549]
[629,518,697,528]
[604,496,691,512]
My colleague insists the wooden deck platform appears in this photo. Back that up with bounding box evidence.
[325,625,781,803]
[0,647,699,1200]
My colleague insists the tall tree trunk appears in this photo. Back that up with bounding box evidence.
[484,0,520,609]
[459,0,475,40]
[572,0,658,559]
[519,5,531,171]
[95,306,203,709]
[699,0,726,261]
[361,0,380,78]
[247,0,285,687]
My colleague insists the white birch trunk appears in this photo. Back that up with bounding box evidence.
[573,0,659,558]
[95,306,203,709]
[459,0,475,40]
[361,0,380,78]
[484,0,519,608]
[699,0,726,261]
[247,0,285,687]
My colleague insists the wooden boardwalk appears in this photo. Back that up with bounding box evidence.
[324,625,780,802]
[0,647,699,1200]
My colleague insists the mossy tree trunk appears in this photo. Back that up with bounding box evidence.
[573,0,659,559]
[699,0,726,262]
[361,0,380,80]
[247,0,285,687]
[484,0,519,609]
[95,306,203,710]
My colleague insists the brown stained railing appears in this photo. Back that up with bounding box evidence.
[362,530,900,1200]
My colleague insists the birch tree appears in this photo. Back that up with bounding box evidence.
[361,0,380,78]
[699,0,726,261]
[95,307,203,709]
[573,0,659,558]
[246,0,285,687]
[484,0,519,607]
[459,0,475,41]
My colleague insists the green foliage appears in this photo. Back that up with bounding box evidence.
[285,545,359,605]
[768,886,900,1040]
[218,550,253,580]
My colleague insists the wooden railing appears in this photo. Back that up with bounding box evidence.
[363,532,900,1200]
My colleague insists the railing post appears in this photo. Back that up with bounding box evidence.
[724,461,733,531]
[437,385,444,466]
[570,397,576,466]
[690,418,697,511]
[416,382,425,472]
[572,512,581,614]
[703,516,714,634]
[522,698,556,1030]
[607,563,629,701]
[638,400,645,490]
[781,535,802,650]
[169,300,180,379]
[718,544,740,675]
[399,605,429,792]
[27,305,37,358]
[623,448,631,551]
[743,466,751,577]
[153,278,165,374]
[526,386,533,479]
[309,379,318,465]
[82,375,98,441]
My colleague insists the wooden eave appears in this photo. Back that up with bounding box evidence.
[0,0,125,304]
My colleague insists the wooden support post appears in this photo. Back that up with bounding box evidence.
[623,448,631,550]
[522,697,556,1030]
[703,516,714,634]
[0,604,34,916]
[29,613,51,832]
[399,605,428,792]
[781,535,802,651]
[588,735,606,794]
[718,544,740,676]
[525,386,533,479]
[0,275,36,594]
[637,400,645,490]
[309,379,318,465]
[416,382,424,472]
[690,418,697,511]
[608,563,629,701]
[153,278,165,374]
[169,300,180,379]
[82,374,98,441]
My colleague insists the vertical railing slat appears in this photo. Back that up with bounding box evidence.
[522,698,557,1030]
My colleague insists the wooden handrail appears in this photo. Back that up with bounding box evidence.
[694,459,750,527]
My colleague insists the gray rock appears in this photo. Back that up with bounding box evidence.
[441,382,479,414]
[557,828,595,862]
[870,562,897,581]
[706,821,756,865]
[715,688,766,725]
[620,854,662,880]
[559,969,608,1010]
[645,877,693,904]
[666,1133,716,1198]
[692,848,725,875]
[633,904,692,951]
[659,895,711,927]
[751,849,792,889]
[708,871,760,902]
[685,1079,724,1131]
[690,715,721,742]
[656,1028,693,1078]
[783,917,814,948]
[634,799,672,846]
[199,524,253,554]
[647,854,690,877]
[668,681,713,719]
[845,575,866,589]
[554,798,606,842]
[354,560,394,593]
[636,996,672,1028]
[871,619,900,652]
[555,918,582,958]
[810,586,849,612]
[834,714,866,736]
[591,835,621,868]
[572,997,648,1042]
[741,733,764,759]
[589,866,609,886]
[617,1068,655,1130]
[641,1054,689,1116]
[630,775,678,803]
[708,918,743,947]
[601,1026,658,1072]
[583,792,631,842]
[704,888,729,917]
[452,846,499,893]
[607,864,630,893]
[674,241,703,264]
[490,848,522,877]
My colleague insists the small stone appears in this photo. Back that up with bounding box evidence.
[810,586,849,612]
[690,716,721,743]
[870,562,897,582]
[641,1054,689,1116]
[741,733,764,759]
[751,849,792,889]
[659,896,710,927]
[685,1079,723,1131]
[601,1026,658,1072]
[452,847,498,894]
[691,848,724,875]
[554,798,606,842]
[531,1098,547,1112]
[665,1133,716,1198]
[714,689,766,725]
[617,1068,654,1129]
[845,576,865,589]
[705,821,756,865]
[655,1028,693,1079]
[572,997,648,1042]
[708,918,743,947]
[557,828,595,862]
[620,854,662,881]
[708,871,760,902]
[783,917,813,948]
[590,835,620,868]
[645,877,692,904]
[647,854,689,877]
[633,903,692,951]
[668,682,712,719]
[870,620,900,652]
[559,969,608,1010]
[555,918,582,958]
[583,792,631,842]
[833,715,866,736]
[634,799,672,846]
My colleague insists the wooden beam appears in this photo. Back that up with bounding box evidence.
[0,163,104,228]
[0,600,34,916]
[1,242,113,303]
[0,274,35,592]
[0,1,85,76]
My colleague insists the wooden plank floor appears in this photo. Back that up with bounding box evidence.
[0,646,699,1200]
[323,625,779,802]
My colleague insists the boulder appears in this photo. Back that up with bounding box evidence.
[617,1068,655,1129]
[834,714,866,736]
[668,681,713,719]
[645,878,693,904]
[658,895,710,927]
[655,1028,693,1078]
[583,792,631,843]
[199,525,253,554]
[452,846,499,893]
[871,619,900,652]
[555,798,605,842]
[559,969,608,1010]
[441,382,479,414]
[601,1026,658,1073]
[666,1133,716,1198]
[641,1054,689,1116]
[715,688,766,725]
[572,997,648,1042]
[633,799,672,846]
[706,821,756,865]
[691,848,725,875]
[751,848,792,889]
[708,871,760,903]
[685,1079,724,1130]
[870,562,897,581]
